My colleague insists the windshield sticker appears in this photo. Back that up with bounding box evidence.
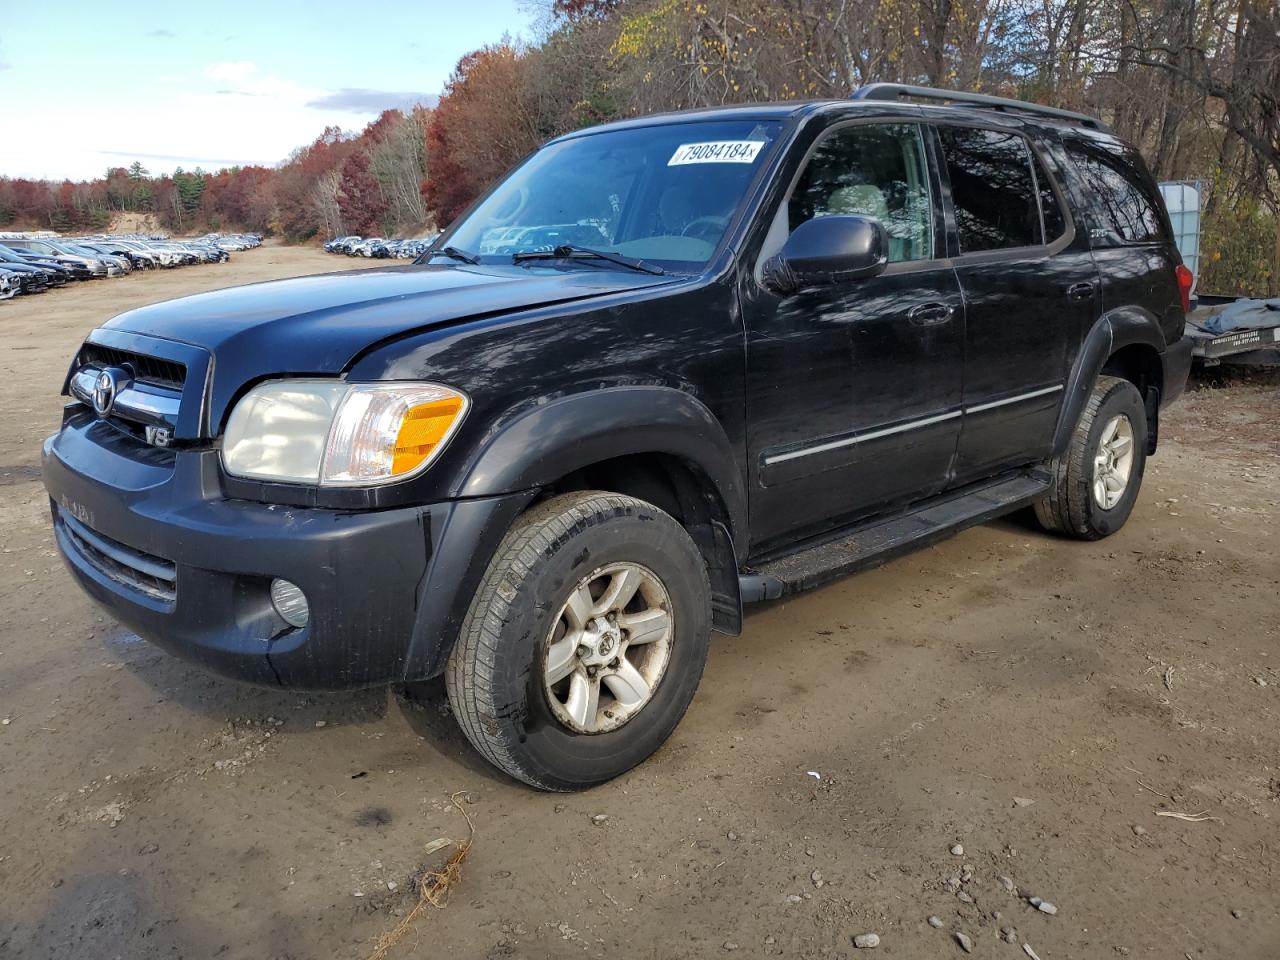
[668,141,765,166]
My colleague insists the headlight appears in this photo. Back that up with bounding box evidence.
[221,381,468,486]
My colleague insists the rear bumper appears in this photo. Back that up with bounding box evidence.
[1162,335,1194,406]
[42,415,528,689]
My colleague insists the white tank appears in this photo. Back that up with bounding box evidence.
[1158,180,1202,296]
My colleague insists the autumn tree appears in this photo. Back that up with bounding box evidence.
[336,151,389,235]
[424,43,544,225]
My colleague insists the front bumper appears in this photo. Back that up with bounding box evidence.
[42,414,527,688]
[1162,335,1194,406]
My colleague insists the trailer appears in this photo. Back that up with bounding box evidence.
[1187,294,1280,366]
[1159,180,1280,367]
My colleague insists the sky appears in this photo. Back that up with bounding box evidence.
[0,0,542,181]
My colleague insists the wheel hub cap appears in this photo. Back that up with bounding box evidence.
[541,562,674,734]
[1092,413,1135,510]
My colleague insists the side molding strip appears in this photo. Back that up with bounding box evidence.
[964,384,1064,415]
[764,384,1065,467]
[763,410,962,465]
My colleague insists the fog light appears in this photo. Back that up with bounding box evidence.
[270,578,310,628]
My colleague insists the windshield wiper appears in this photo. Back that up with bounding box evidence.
[429,245,480,265]
[512,244,664,276]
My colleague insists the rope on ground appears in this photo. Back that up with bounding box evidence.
[365,791,477,960]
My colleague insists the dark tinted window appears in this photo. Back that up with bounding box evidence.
[939,126,1040,252]
[1065,138,1166,243]
[789,123,933,262]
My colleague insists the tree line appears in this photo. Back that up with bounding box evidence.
[2,0,1276,294]
[0,107,432,243]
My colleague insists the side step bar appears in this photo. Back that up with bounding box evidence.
[739,470,1052,599]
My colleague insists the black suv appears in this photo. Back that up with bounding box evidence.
[42,86,1193,790]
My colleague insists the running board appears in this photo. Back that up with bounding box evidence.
[740,470,1052,598]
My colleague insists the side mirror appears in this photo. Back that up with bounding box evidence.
[762,214,888,293]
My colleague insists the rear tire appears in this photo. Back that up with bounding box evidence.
[445,491,711,791]
[1034,375,1148,540]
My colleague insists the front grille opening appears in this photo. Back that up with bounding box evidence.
[57,509,177,603]
[79,344,186,391]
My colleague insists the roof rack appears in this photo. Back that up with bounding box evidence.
[851,83,1110,132]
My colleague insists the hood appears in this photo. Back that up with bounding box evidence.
[102,263,677,423]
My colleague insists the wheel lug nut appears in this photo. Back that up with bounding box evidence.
[576,645,589,658]
[609,658,620,669]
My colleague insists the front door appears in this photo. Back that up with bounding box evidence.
[743,119,964,550]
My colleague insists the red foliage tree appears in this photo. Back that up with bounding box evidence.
[336,151,388,235]
[424,44,540,226]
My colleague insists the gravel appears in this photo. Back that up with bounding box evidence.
[853,932,880,949]
[1029,896,1058,915]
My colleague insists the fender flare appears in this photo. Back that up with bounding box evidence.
[1052,308,1166,457]
[450,385,748,545]
[403,387,748,678]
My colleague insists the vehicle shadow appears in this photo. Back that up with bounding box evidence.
[102,627,510,783]
[102,628,388,729]
[393,677,516,785]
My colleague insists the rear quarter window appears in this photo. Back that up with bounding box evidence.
[1064,138,1168,244]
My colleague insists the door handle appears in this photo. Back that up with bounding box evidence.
[908,302,955,326]
[1066,281,1095,301]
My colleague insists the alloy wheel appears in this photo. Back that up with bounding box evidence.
[1092,413,1135,509]
[542,562,674,734]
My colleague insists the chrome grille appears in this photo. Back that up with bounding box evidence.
[78,344,186,390]
[56,510,176,603]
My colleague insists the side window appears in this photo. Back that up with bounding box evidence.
[938,126,1042,253]
[789,123,933,262]
[1064,138,1166,243]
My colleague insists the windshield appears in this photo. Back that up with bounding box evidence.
[443,119,782,271]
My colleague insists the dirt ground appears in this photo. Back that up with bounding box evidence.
[1,246,1277,960]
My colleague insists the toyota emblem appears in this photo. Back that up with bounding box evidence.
[92,368,119,417]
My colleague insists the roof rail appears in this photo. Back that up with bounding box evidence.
[851,83,1110,132]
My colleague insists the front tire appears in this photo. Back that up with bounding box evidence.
[1034,375,1148,540]
[445,491,711,791]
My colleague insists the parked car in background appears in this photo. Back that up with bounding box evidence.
[76,241,149,271]
[0,245,72,285]
[0,238,113,277]
[11,267,50,294]
[67,243,132,274]
[324,236,437,259]
[0,230,264,303]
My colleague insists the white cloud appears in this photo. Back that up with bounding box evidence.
[0,61,403,179]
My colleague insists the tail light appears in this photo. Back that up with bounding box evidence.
[1174,264,1193,314]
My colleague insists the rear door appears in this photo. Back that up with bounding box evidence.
[1059,133,1184,343]
[933,122,1100,481]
